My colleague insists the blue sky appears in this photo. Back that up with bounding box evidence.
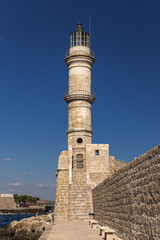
[0,0,160,200]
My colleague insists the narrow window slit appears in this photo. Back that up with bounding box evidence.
[95,150,99,156]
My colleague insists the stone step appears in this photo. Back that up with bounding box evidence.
[68,171,93,221]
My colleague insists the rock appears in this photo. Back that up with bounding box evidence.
[31,219,47,233]
[13,227,41,240]
[13,227,32,240]
[10,220,18,228]
[0,213,52,240]
[15,220,32,231]
[39,213,52,222]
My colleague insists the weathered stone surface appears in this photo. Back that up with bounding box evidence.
[92,145,160,240]
[54,145,127,221]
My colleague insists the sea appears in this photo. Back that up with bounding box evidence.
[0,213,36,228]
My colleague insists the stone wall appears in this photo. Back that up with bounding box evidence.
[114,158,128,171]
[92,145,160,240]
[54,170,69,220]
[86,144,109,173]
[54,151,69,220]
[68,169,93,221]
[54,145,128,221]
[0,194,16,209]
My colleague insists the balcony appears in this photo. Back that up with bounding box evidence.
[64,87,96,104]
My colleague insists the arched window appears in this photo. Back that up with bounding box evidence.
[76,154,83,169]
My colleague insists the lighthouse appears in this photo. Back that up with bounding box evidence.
[64,22,96,170]
[54,23,127,221]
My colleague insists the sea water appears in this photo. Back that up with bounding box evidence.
[0,213,36,228]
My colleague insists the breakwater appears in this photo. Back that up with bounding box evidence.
[0,205,54,214]
[0,207,45,214]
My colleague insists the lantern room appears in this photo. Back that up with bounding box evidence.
[70,22,89,48]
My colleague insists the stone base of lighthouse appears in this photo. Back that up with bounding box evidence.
[54,144,127,221]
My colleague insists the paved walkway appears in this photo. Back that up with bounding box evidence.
[39,220,103,240]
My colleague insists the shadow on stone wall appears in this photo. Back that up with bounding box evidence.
[92,145,160,240]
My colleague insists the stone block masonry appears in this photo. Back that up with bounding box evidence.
[54,150,69,220]
[92,145,160,240]
[54,146,127,221]
[0,194,16,209]
[54,169,69,220]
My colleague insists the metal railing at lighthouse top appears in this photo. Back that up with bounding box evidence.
[64,87,96,103]
[64,87,96,98]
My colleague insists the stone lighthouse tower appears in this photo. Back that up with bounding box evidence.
[64,22,96,170]
[54,23,127,221]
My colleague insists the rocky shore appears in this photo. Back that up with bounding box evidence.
[0,213,53,240]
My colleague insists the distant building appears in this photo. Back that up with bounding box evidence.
[0,194,16,209]
[54,23,127,221]
[37,200,47,205]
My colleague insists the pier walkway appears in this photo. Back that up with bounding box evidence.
[39,220,102,240]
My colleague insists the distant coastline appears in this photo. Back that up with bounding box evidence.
[0,206,49,214]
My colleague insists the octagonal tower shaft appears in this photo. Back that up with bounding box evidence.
[64,23,95,151]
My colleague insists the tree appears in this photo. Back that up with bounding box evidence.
[13,194,40,204]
